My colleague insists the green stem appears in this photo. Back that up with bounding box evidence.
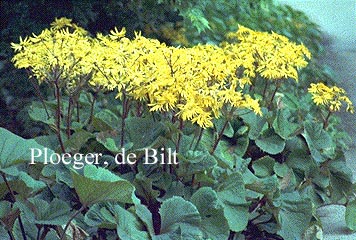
[120,90,129,147]
[210,119,229,154]
[88,92,97,125]
[193,128,204,151]
[54,82,66,153]
[269,84,279,108]
[262,79,269,100]
[7,231,15,240]
[76,101,80,122]
[36,226,41,240]
[60,205,85,240]
[323,110,332,129]
[66,97,73,139]
[1,173,27,240]
[39,226,50,240]
[29,74,50,119]
[176,118,184,153]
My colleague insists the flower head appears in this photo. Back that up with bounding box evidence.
[308,82,354,113]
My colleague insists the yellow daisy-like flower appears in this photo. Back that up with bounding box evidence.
[308,82,354,113]
[12,17,94,93]
[225,25,311,82]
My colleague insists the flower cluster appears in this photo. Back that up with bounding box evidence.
[11,18,94,95]
[12,18,314,128]
[92,30,262,128]
[308,82,354,113]
[225,26,311,81]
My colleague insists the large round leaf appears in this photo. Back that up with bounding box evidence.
[255,129,285,155]
[0,127,54,169]
[346,199,356,231]
[191,187,229,239]
[71,165,137,206]
[159,196,202,238]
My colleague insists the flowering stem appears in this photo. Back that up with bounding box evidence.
[268,82,280,109]
[176,118,184,153]
[66,97,73,139]
[1,173,27,240]
[136,102,142,117]
[210,119,229,154]
[7,231,15,240]
[29,74,50,119]
[262,80,269,100]
[54,81,66,153]
[323,110,332,129]
[120,90,130,147]
[88,92,97,125]
[60,205,85,240]
[76,101,80,122]
[193,128,204,151]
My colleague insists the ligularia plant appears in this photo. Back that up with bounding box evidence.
[12,18,96,152]
[9,17,356,240]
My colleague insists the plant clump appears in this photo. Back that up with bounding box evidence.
[4,17,355,240]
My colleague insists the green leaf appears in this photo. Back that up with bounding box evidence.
[346,199,356,231]
[126,117,167,149]
[0,128,53,170]
[85,203,149,239]
[191,187,229,239]
[273,109,299,139]
[214,119,234,138]
[302,121,334,163]
[135,204,155,237]
[64,129,94,152]
[159,196,202,237]
[180,8,211,33]
[252,156,275,177]
[273,162,290,177]
[42,164,73,187]
[246,175,279,196]
[17,171,46,193]
[92,109,120,131]
[28,103,55,126]
[71,165,137,206]
[0,201,19,231]
[133,172,160,204]
[275,191,313,240]
[96,131,120,153]
[240,110,267,140]
[0,127,54,169]
[286,149,317,176]
[178,150,217,176]
[255,129,285,155]
[212,140,236,169]
[115,205,150,240]
[234,134,249,157]
[29,198,71,225]
[84,203,116,229]
[217,172,249,232]
[34,134,59,150]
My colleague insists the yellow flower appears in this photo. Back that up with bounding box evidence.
[91,27,264,128]
[224,25,311,82]
[12,17,94,94]
[308,82,354,113]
